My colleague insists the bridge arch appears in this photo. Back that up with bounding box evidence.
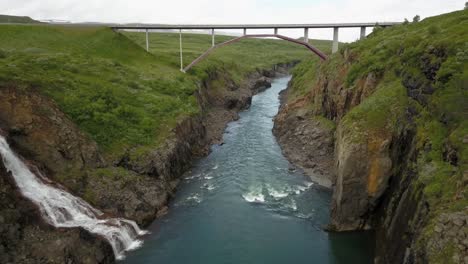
[182,34,327,72]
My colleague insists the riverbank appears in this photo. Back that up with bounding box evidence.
[273,79,335,188]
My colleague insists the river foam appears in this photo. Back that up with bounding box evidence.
[266,185,289,199]
[242,186,266,203]
[186,193,202,203]
[202,183,216,191]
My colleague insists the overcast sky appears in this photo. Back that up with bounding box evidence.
[1,0,465,41]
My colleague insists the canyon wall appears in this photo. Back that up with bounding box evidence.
[274,11,467,263]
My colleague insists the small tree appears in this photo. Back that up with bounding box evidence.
[403,18,409,25]
[413,15,420,23]
[465,2,468,9]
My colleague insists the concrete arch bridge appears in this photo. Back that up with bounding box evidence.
[112,22,401,72]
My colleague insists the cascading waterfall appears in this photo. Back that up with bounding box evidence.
[0,135,146,260]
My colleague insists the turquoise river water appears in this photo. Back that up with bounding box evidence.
[123,76,374,264]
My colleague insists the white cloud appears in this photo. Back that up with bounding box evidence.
[0,0,465,41]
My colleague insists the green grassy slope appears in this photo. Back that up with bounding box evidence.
[123,31,332,81]
[0,14,40,24]
[288,10,467,262]
[0,24,331,158]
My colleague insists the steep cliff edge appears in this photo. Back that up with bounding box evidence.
[274,10,467,263]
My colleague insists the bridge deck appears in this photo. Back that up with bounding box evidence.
[111,22,401,30]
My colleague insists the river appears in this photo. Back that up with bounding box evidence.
[123,76,374,263]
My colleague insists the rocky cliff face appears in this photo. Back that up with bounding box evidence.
[329,105,414,232]
[0,86,104,184]
[0,158,114,264]
[273,87,335,187]
[0,62,293,262]
[274,11,467,263]
[305,51,380,122]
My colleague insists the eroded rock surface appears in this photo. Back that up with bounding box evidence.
[273,44,466,263]
[274,105,335,187]
[0,159,114,264]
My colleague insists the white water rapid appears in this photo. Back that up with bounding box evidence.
[0,135,146,260]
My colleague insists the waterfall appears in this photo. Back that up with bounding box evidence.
[0,135,146,260]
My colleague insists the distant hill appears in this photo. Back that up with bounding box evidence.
[0,14,40,24]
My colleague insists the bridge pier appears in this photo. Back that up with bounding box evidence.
[211,28,215,47]
[145,29,149,51]
[332,27,339,53]
[243,28,247,36]
[360,26,366,40]
[304,28,309,43]
[179,29,184,72]
[274,28,278,35]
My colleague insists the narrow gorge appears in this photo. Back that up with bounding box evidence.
[0,8,467,264]
[0,56,297,262]
[122,76,373,263]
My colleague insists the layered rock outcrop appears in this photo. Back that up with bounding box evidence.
[274,24,467,262]
[0,159,114,264]
[273,96,335,187]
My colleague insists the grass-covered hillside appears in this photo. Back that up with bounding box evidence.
[0,24,330,158]
[123,31,332,81]
[0,14,40,24]
[286,10,467,262]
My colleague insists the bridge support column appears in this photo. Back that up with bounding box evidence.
[211,28,215,47]
[145,29,149,51]
[274,28,278,35]
[179,29,184,72]
[360,26,366,40]
[304,28,309,43]
[243,28,247,36]
[332,27,339,53]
